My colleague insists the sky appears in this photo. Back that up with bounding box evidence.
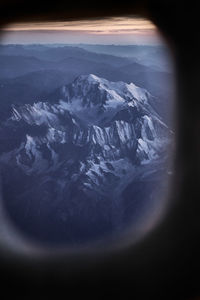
[0,17,162,45]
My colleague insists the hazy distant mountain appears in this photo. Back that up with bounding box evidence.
[0,44,133,66]
[0,55,55,78]
[72,44,172,72]
[0,44,172,71]
[0,50,131,80]
[118,63,174,101]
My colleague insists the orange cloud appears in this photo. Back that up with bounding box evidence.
[2,17,157,35]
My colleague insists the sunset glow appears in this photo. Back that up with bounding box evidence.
[1,17,160,44]
[3,18,156,33]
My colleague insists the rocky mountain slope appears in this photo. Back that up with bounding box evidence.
[0,74,171,247]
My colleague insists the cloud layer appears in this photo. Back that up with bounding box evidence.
[1,17,162,45]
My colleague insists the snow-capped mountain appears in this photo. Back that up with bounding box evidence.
[0,74,170,246]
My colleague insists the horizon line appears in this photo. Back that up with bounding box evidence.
[0,42,163,46]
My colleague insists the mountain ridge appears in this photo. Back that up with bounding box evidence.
[0,74,171,246]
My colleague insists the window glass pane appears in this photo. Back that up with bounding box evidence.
[0,17,175,252]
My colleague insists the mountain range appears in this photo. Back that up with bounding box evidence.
[0,74,171,246]
[0,45,174,127]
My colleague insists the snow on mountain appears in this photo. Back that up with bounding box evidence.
[0,74,171,245]
[45,74,158,125]
[3,74,169,174]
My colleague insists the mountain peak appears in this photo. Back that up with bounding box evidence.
[81,74,100,82]
[44,75,157,126]
[74,74,105,85]
[63,74,152,108]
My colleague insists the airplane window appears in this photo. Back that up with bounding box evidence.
[0,17,175,254]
